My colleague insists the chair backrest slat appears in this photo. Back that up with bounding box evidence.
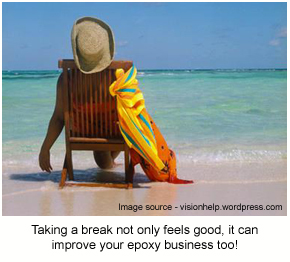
[78,70,85,136]
[94,73,99,137]
[69,69,75,137]
[108,70,112,137]
[103,70,108,137]
[74,68,80,137]
[59,60,132,140]
[84,74,89,136]
[99,71,103,137]
[89,73,94,136]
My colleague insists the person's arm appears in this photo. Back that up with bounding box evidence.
[39,74,64,172]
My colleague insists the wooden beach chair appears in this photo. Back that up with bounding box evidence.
[58,59,133,189]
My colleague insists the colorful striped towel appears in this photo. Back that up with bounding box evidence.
[109,65,165,171]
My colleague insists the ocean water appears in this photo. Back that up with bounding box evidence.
[2,69,287,170]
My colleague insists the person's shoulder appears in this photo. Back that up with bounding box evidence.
[58,72,64,83]
[57,73,64,90]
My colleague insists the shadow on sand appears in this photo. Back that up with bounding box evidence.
[9,168,151,188]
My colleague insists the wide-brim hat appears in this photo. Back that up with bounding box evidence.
[71,17,115,74]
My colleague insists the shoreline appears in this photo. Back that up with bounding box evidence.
[2,159,286,216]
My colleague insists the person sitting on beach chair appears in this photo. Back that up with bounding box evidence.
[39,17,120,174]
[39,17,192,184]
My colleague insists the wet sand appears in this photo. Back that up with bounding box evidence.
[2,153,286,216]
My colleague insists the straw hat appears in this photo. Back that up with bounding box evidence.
[71,17,115,74]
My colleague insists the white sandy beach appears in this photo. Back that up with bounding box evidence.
[2,150,286,216]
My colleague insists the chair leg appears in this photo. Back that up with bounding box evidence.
[59,155,68,189]
[66,150,74,181]
[124,145,133,184]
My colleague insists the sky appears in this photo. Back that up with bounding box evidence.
[2,2,287,70]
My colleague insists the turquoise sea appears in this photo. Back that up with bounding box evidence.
[2,69,287,170]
